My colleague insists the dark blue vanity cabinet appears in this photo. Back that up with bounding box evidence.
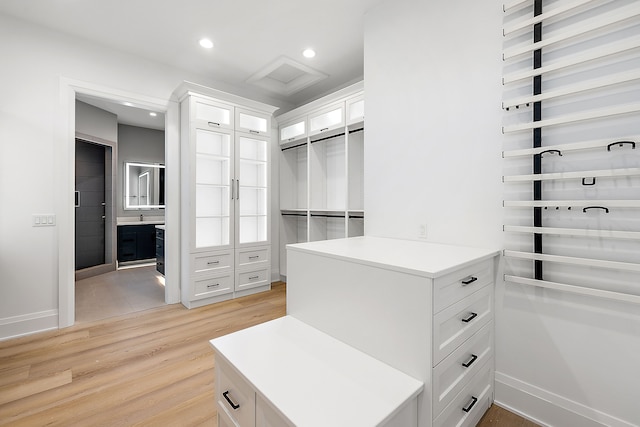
[117,224,156,262]
[155,226,165,275]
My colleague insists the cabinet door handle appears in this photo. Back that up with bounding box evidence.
[207,260,220,265]
[236,180,240,200]
[222,391,240,410]
[461,312,478,323]
[207,283,220,288]
[231,179,235,200]
[249,276,259,280]
[249,255,260,259]
[320,127,329,132]
[462,354,478,368]
[208,121,220,127]
[461,276,478,286]
[462,396,478,413]
[249,130,260,134]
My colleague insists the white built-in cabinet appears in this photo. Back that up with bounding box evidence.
[277,81,364,277]
[178,85,277,308]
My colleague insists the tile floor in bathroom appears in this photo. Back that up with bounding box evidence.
[75,264,166,323]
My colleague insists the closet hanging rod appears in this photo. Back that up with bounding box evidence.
[310,132,346,144]
[503,137,638,158]
[504,275,640,305]
[282,213,307,217]
[502,70,640,110]
[502,102,640,133]
[503,0,531,13]
[504,199,640,208]
[349,127,364,134]
[503,250,640,272]
[503,37,640,84]
[503,0,598,36]
[503,225,640,240]
[502,37,640,85]
[310,214,345,218]
[503,168,640,183]
[502,4,640,60]
[281,141,307,152]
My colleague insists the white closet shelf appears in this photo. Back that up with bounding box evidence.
[502,37,640,84]
[503,250,640,272]
[503,0,530,13]
[502,70,640,110]
[504,200,640,209]
[502,137,638,158]
[502,103,640,133]
[502,3,640,60]
[503,168,640,182]
[503,0,598,36]
[503,225,640,240]
[504,275,640,305]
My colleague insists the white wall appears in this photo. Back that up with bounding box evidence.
[364,0,639,426]
[0,13,286,339]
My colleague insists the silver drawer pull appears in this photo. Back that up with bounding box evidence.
[222,391,240,410]
[249,255,260,259]
[320,127,329,132]
[249,276,259,280]
[462,396,478,413]
[208,121,221,127]
[461,312,478,323]
[461,276,478,286]
[462,354,478,368]
[207,283,220,288]
[249,130,260,134]
[207,261,220,265]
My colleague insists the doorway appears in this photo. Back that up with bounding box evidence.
[58,79,181,328]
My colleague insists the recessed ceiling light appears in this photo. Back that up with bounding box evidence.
[149,112,157,117]
[302,48,316,58]
[199,38,214,49]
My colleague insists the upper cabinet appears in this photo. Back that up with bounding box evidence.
[279,117,307,145]
[346,94,364,126]
[192,97,234,130]
[308,102,345,137]
[236,108,271,137]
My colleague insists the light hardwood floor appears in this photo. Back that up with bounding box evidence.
[1,282,535,426]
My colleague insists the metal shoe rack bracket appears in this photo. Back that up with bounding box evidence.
[501,0,640,303]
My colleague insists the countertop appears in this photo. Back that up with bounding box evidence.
[210,315,423,427]
[287,236,500,278]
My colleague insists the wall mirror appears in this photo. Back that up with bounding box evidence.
[125,162,165,209]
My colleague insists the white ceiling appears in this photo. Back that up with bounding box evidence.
[0,0,383,129]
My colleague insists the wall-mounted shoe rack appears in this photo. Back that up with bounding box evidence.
[502,0,640,304]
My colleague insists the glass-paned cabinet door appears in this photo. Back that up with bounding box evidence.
[192,96,234,130]
[194,128,233,250]
[236,134,268,246]
[308,102,345,137]
[346,94,364,125]
[236,108,270,136]
[280,118,307,145]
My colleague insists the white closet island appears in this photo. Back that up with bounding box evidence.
[286,236,500,427]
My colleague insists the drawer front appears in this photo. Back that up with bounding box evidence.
[433,361,493,427]
[433,285,493,365]
[256,394,295,427]
[236,247,270,268]
[155,227,164,239]
[192,274,233,300]
[308,102,345,136]
[433,321,494,416]
[192,97,234,130]
[217,356,256,427]
[433,258,493,314]
[193,252,233,275]
[236,268,270,292]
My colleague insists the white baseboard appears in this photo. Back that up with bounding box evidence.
[0,310,58,341]
[495,372,636,427]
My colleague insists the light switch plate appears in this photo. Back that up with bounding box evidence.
[33,214,56,227]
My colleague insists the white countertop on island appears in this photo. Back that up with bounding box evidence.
[287,236,500,278]
[210,315,424,427]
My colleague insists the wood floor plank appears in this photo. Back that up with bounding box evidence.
[0,365,30,387]
[0,369,72,406]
